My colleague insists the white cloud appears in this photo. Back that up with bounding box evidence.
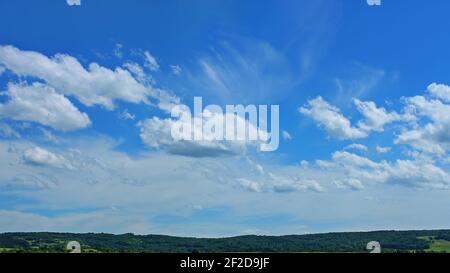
[320,151,450,189]
[11,173,59,190]
[238,178,263,192]
[137,116,247,157]
[236,171,325,194]
[299,96,367,139]
[315,159,336,169]
[123,62,143,77]
[143,51,159,71]
[272,177,325,193]
[388,159,450,189]
[300,86,450,189]
[66,0,81,6]
[333,64,385,104]
[2,135,450,235]
[119,109,135,121]
[23,146,73,170]
[39,128,59,143]
[396,124,449,155]
[233,158,326,194]
[428,83,450,102]
[332,151,382,170]
[246,157,265,175]
[282,130,292,140]
[376,145,391,154]
[344,143,368,153]
[170,65,182,75]
[396,95,450,155]
[0,139,328,221]
[334,178,364,190]
[300,160,309,168]
[122,62,154,85]
[404,95,450,124]
[113,43,123,59]
[354,99,402,132]
[0,65,5,75]
[0,82,91,131]
[301,96,416,141]
[0,45,177,111]
[137,99,277,157]
[194,40,296,104]
[2,41,450,235]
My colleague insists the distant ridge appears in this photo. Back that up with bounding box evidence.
[1,230,450,253]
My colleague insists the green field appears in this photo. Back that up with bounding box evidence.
[418,236,450,253]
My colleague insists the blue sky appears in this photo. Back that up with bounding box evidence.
[1,0,450,236]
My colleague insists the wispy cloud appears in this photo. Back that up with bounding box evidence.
[192,39,298,104]
[66,0,81,6]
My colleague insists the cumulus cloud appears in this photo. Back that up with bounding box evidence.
[388,159,450,189]
[271,177,325,193]
[232,158,326,194]
[319,151,450,189]
[301,96,415,140]
[299,96,367,139]
[0,138,328,225]
[299,160,309,168]
[428,83,450,102]
[138,116,247,157]
[237,175,325,194]
[344,143,368,153]
[354,99,403,132]
[1,132,450,235]
[238,178,263,192]
[23,146,73,170]
[396,94,450,155]
[136,99,278,157]
[7,135,447,196]
[334,178,364,190]
[2,140,140,191]
[396,124,449,155]
[0,82,91,131]
[404,95,450,125]
[300,89,450,189]
[0,45,177,111]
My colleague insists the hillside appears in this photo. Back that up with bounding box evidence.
[1,230,450,253]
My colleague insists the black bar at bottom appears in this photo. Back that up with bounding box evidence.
[0,253,447,272]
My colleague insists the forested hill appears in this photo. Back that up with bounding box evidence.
[1,230,450,253]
